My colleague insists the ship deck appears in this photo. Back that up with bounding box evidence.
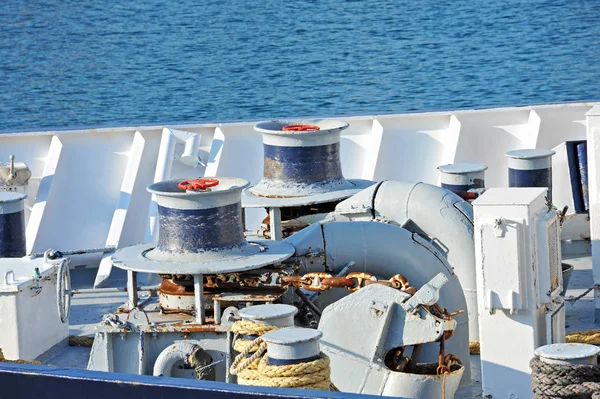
[35,250,596,399]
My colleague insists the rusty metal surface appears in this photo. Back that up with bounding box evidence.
[103,298,228,334]
[213,291,283,303]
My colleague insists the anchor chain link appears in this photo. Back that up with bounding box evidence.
[280,271,419,294]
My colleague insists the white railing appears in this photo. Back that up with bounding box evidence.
[0,102,595,265]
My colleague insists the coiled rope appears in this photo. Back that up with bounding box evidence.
[229,335,336,391]
[566,330,600,346]
[0,348,41,365]
[530,357,600,398]
[469,341,480,355]
[230,320,279,353]
[229,320,280,383]
[470,330,600,356]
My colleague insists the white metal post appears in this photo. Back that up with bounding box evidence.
[269,207,283,240]
[194,274,205,324]
[586,105,600,321]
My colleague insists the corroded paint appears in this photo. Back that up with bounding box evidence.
[156,202,244,253]
[262,143,344,184]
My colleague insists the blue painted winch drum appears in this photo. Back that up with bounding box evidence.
[0,192,27,258]
[261,327,322,366]
[438,163,488,194]
[505,149,555,202]
[249,120,356,198]
[145,177,262,261]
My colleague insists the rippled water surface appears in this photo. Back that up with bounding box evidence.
[1,0,599,131]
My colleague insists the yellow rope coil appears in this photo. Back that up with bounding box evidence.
[470,331,600,356]
[229,335,337,391]
[469,341,480,355]
[0,348,42,365]
[230,320,280,353]
[257,353,330,377]
[237,352,335,390]
[566,329,600,346]
[230,320,279,336]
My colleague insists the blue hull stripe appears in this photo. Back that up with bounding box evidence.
[263,143,343,184]
[508,167,552,201]
[157,202,244,253]
[0,362,361,399]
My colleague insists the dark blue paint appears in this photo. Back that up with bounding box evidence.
[157,202,244,253]
[267,355,321,366]
[566,141,587,214]
[577,142,589,212]
[441,179,484,193]
[0,362,383,399]
[263,143,343,184]
[0,210,25,257]
[508,167,552,202]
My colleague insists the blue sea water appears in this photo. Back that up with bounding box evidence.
[0,0,599,132]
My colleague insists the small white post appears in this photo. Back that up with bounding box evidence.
[269,207,282,240]
[194,274,205,324]
[586,105,600,321]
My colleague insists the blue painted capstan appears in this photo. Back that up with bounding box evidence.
[145,177,258,261]
[505,149,556,202]
[248,120,356,198]
[438,163,488,195]
[261,327,322,366]
[0,192,27,258]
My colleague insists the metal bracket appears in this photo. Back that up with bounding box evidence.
[493,217,505,238]
[401,273,448,314]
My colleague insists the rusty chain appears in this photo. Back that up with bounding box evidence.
[436,334,463,375]
[280,271,419,295]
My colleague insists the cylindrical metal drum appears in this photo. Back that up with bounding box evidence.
[249,120,355,198]
[145,177,261,262]
[438,163,487,194]
[0,192,27,258]
[506,149,555,202]
[535,343,600,366]
[262,327,322,365]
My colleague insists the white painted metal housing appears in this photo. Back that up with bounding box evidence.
[473,187,565,398]
[0,103,592,272]
[0,257,70,361]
